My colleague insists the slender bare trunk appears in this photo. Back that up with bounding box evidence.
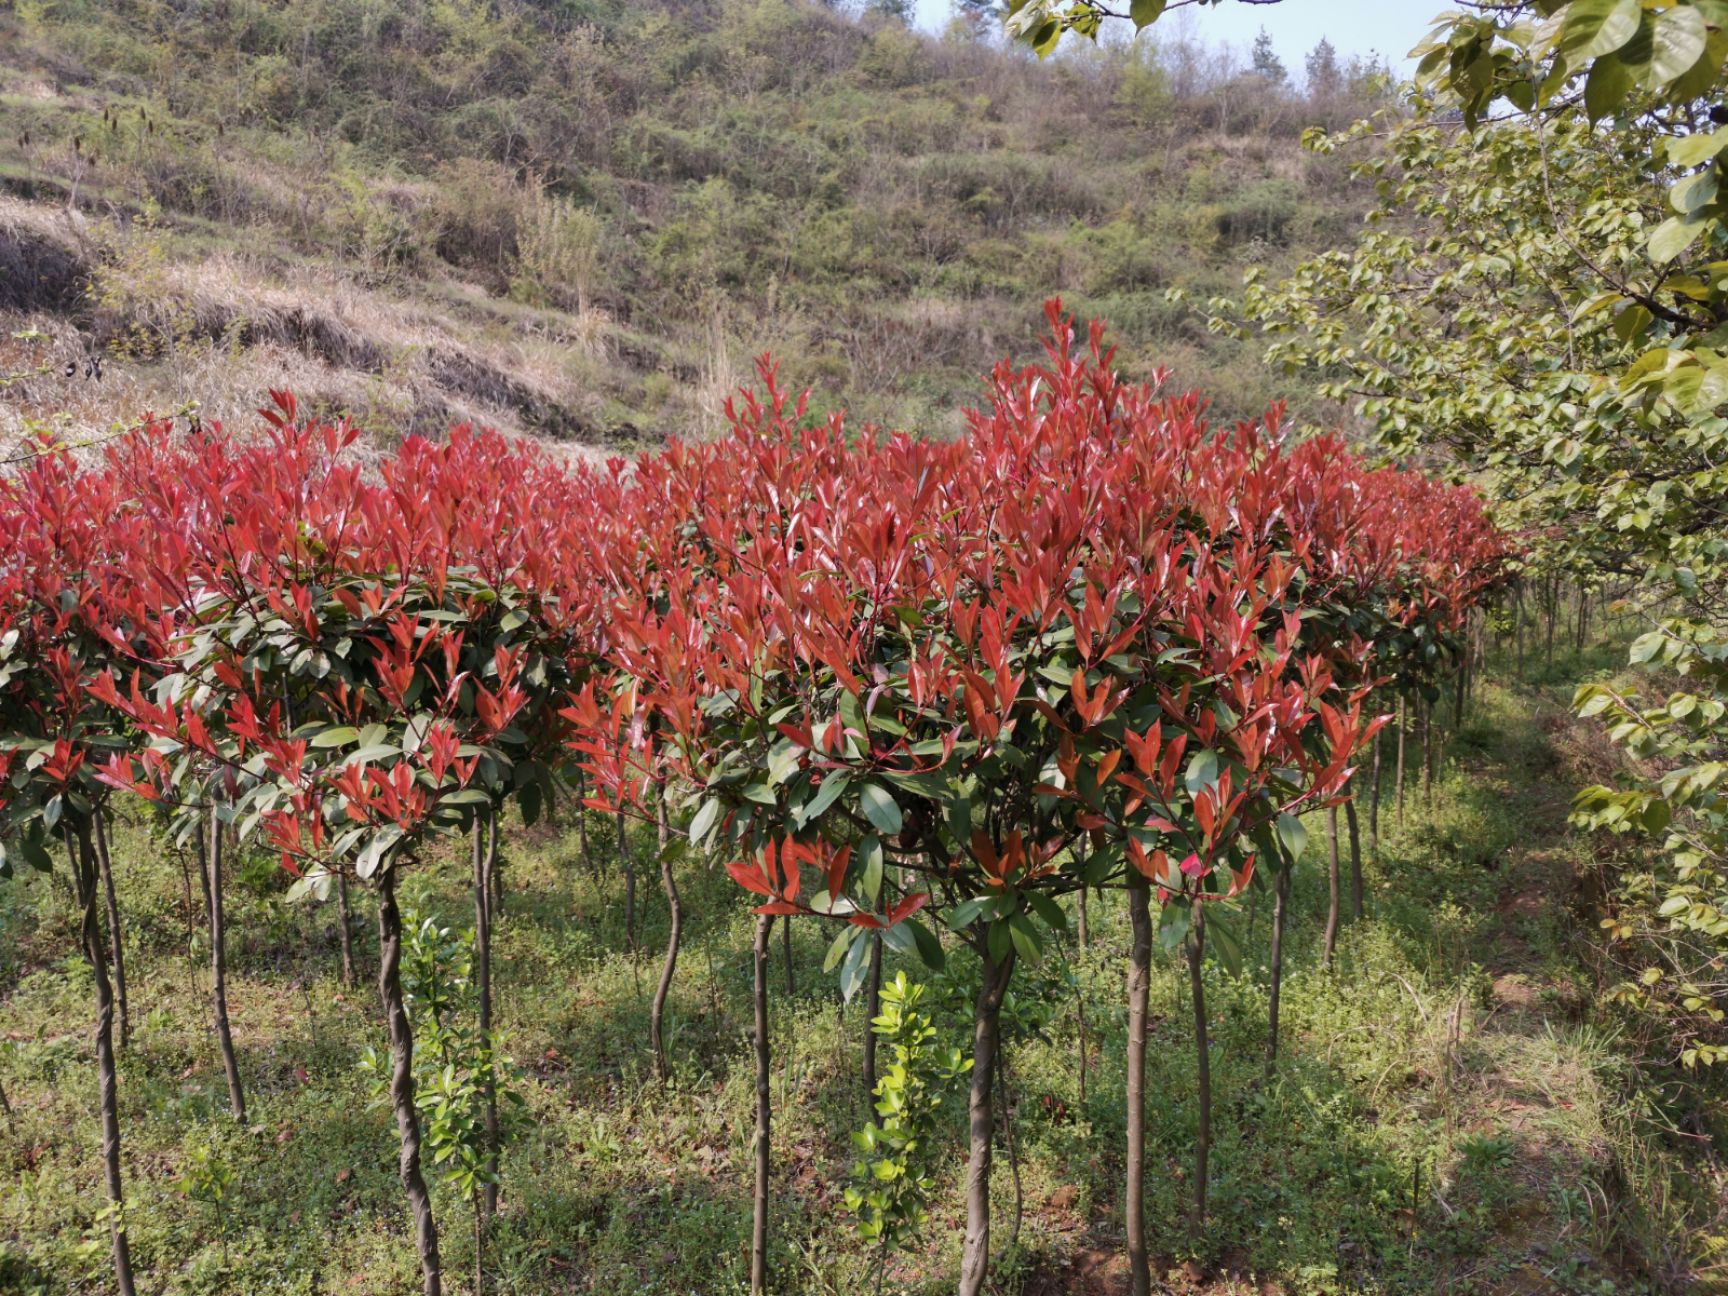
[204,812,247,1124]
[72,826,135,1296]
[1187,905,1211,1236]
[750,915,773,1296]
[473,1202,485,1296]
[336,870,357,988]
[488,812,501,916]
[1345,794,1363,922]
[473,813,499,1220]
[1515,585,1525,681]
[1423,696,1435,810]
[651,800,681,1081]
[1369,729,1382,867]
[1266,866,1288,1074]
[1545,576,1556,674]
[619,810,635,951]
[576,771,591,870]
[861,932,882,1105]
[1323,805,1340,972]
[92,810,129,1049]
[1125,872,1152,1296]
[1073,967,1089,1109]
[378,869,442,1296]
[958,943,1016,1296]
[1395,696,1407,832]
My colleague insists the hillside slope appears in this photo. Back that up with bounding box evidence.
[0,0,1382,447]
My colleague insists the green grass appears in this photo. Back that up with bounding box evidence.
[0,657,1709,1294]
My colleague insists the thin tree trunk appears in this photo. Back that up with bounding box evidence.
[958,943,1016,1296]
[1423,696,1435,810]
[92,809,129,1049]
[204,812,247,1124]
[750,914,773,1296]
[488,812,501,916]
[862,932,883,1106]
[1323,805,1341,972]
[1266,867,1288,1074]
[1515,584,1525,681]
[1369,727,1382,866]
[1345,793,1363,922]
[71,825,135,1296]
[1073,967,1089,1110]
[378,869,442,1296]
[473,813,499,1220]
[1395,696,1407,832]
[577,772,591,868]
[1187,904,1211,1236]
[336,870,357,988]
[473,1203,485,1296]
[651,799,681,1081]
[619,809,635,951]
[1125,872,1152,1296]
[1545,576,1556,674]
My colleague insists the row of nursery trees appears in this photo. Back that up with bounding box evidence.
[0,304,1503,1296]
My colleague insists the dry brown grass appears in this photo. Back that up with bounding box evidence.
[0,196,644,459]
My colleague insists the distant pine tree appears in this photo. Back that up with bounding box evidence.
[1250,27,1286,83]
[1304,38,1342,97]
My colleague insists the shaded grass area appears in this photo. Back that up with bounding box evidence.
[0,664,1706,1294]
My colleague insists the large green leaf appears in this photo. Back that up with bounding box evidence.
[1555,0,1642,66]
[1648,213,1709,264]
[859,782,903,836]
[1648,4,1709,87]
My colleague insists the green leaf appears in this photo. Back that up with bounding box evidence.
[839,928,872,1002]
[795,772,850,829]
[1630,630,1667,664]
[1584,48,1633,120]
[1007,912,1042,964]
[1276,812,1308,862]
[824,924,858,973]
[906,919,946,972]
[1556,0,1641,66]
[311,725,360,749]
[860,783,903,836]
[1207,911,1243,977]
[947,896,989,930]
[1648,213,1709,264]
[1671,167,1719,215]
[1026,890,1067,932]
[859,833,884,902]
[1667,125,1728,168]
[1184,749,1220,795]
[1129,0,1165,30]
[1648,4,1709,87]
[688,797,720,846]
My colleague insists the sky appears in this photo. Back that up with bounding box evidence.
[912,0,1448,78]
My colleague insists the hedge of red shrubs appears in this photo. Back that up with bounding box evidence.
[0,304,1503,1296]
